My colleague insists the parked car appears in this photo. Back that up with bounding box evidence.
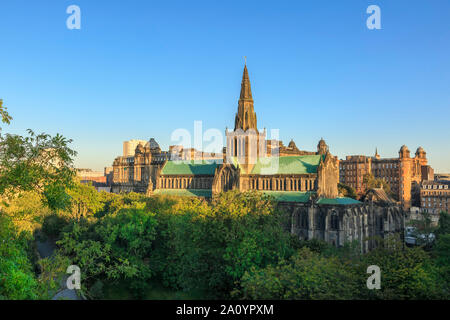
[404,226,435,246]
[405,235,417,246]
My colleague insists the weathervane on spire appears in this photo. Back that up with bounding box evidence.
[244,56,247,65]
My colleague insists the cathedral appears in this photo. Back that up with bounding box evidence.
[112,64,340,199]
[111,64,404,251]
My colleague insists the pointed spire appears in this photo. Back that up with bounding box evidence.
[234,63,257,131]
[240,65,253,101]
[375,147,380,159]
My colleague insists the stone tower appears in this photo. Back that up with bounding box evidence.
[415,147,427,166]
[226,64,266,174]
[317,138,329,155]
[317,151,339,198]
[399,145,412,209]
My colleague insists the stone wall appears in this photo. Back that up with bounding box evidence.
[280,201,404,252]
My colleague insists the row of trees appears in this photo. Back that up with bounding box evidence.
[1,98,449,300]
[49,191,295,299]
[0,99,78,299]
[3,183,450,300]
[42,190,449,300]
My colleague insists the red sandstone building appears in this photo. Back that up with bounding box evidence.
[339,146,434,209]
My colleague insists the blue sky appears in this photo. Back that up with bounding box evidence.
[1,0,449,172]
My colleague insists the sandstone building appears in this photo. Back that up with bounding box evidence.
[112,65,339,199]
[420,180,450,215]
[339,147,434,210]
[111,64,404,250]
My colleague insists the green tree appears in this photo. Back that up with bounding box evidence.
[338,183,357,199]
[0,100,77,211]
[57,207,158,298]
[66,181,104,221]
[432,234,450,296]
[432,212,450,297]
[238,247,359,299]
[363,173,391,194]
[0,99,77,299]
[0,99,12,125]
[0,214,40,299]
[435,211,450,237]
[150,191,295,298]
[1,191,51,233]
[358,236,445,299]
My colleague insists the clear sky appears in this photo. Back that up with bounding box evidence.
[1,0,449,172]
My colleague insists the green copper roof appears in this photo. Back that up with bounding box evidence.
[161,160,218,175]
[248,155,324,175]
[153,189,212,198]
[261,191,314,203]
[316,197,361,205]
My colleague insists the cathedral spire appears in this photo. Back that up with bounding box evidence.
[235,64,257,131]
[239,64,253,101]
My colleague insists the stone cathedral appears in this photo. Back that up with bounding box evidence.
[111,64,404,251]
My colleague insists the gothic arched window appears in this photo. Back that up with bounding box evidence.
[330,212,339,231]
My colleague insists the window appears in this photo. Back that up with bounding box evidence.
[330,213,339,231]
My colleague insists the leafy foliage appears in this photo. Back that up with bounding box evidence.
[57,207,158,298]
[0,214,40,299]
[0,100,77,211]
[66,181,104,221]
[435,211,450,237]
[338,183,357,199]
[1,191,51,233]
[238,247,359,299]
[432,234,450,295]
[357,236,446,299]
[148,191,295,298]
[363,173,391,194]
[0,130,76,201]
[0,99,80,299]
[0,99,12,125]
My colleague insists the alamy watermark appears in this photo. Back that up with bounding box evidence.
[169,121,281,174]
[366,5,381,30]
[66,265,81,290]
[66,5,81,30]
[366,265,381,289]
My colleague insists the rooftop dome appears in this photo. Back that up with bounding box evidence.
[145,138,160,150]
[399,145,411,158]
[318,138,327,147]
[317,138,329,155]
[288,139,297,149]
[135,143,144,153]
[416,146,426,158]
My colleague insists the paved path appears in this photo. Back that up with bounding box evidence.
[36,235,82,300]
[51,276,80,300]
